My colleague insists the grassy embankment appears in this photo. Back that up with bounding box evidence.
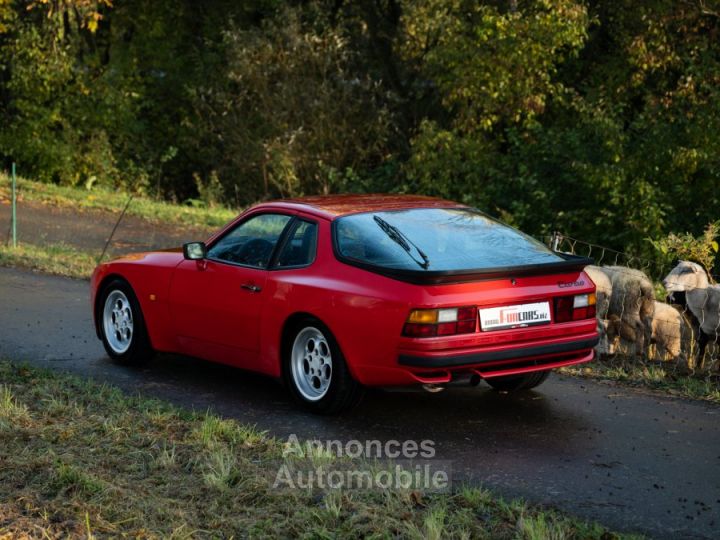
[0,360,636,539]
[0,242,97,280]
[0,174,236,229]
[0,174,236,279]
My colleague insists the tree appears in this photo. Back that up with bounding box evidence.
[192,5,396,203]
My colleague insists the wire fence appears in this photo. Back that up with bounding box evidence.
[548,232,720,377]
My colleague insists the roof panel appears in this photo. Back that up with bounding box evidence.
[273,194,463,218]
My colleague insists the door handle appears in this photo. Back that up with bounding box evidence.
[241,283,262,293]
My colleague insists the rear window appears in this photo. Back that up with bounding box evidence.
[334,208,561,272]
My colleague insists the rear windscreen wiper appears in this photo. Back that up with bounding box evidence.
[373,215,430,270]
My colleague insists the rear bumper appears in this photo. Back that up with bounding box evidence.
[399,336,599,368]
[351,329,598,386]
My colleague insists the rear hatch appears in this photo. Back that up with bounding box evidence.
[332,206,592,284]
[334,206,598,361]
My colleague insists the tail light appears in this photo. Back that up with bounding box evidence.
[554,293,596,323]
[403,306,477,338]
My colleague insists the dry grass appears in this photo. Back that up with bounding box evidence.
[0,361,637,539]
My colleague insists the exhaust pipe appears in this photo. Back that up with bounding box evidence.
[422,383,446,393]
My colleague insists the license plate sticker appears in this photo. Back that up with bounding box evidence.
[479,301,551,331]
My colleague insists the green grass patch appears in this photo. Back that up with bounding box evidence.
[51,462,106,497]
[0,241,97,279]
[0,173,237,230]
[0,360,638,539]
[561,358,720,403]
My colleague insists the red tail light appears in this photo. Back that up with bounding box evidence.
[456,307,477,333]
[403,306,477,338]
[554,296,574,323]
[402,323,438,337]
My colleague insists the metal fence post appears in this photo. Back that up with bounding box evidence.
[551,231,560,252]
[11,162,17,248]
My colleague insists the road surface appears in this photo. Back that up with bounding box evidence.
[0,267,718,538]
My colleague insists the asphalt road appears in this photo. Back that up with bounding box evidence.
[1,266,719,539]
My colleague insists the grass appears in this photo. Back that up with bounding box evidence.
[0,360,638,539]
[0,241,97,279]
[0,173,237,230]
[560,357,720,403]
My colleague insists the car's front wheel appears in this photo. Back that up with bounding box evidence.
[485,370,550,392]
[99,279,153,365]
[284,319,363,414]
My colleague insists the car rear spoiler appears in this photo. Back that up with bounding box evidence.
[343,252,595,285]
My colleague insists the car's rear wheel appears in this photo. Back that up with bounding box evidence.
[485,370,550,392]
[284,319,363,414]
[99,279,153,365]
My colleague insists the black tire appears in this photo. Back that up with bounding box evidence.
[485,370,550,392]
[283,318,364,414]
[98,279,154,366]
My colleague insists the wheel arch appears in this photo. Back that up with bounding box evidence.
[278,311,360,381]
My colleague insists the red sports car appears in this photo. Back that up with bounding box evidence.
[91,195,598,413]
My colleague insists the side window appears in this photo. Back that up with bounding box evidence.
[207,213,292,268]
[276,220,318,268]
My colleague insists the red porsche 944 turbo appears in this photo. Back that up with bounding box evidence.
[91,195,598,413]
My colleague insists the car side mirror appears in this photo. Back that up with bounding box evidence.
[183,242,207,260]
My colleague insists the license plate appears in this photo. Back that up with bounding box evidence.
[479,301,551,331]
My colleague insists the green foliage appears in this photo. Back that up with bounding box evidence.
[0,0,718,262]
[403,120,501,208]
[192,5,396,203]
[403,0,720,260]
[0,0,15,33]
[651,221,720,279]
[192,170,225,209]
[402,0,589,132]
